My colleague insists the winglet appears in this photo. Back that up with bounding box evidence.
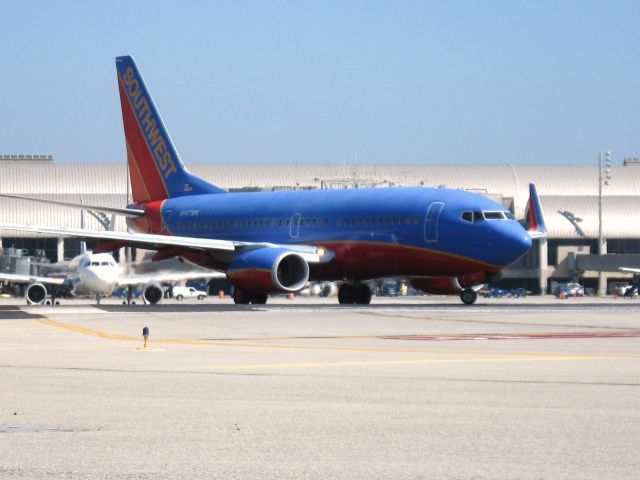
[525,183,547,239]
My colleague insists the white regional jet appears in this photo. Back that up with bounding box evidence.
[0,251,221,305]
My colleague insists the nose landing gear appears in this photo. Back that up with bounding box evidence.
[460,288,478,305]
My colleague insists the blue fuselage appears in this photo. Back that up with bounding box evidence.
[147,187,531,281]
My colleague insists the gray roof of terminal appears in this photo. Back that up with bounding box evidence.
[1,161,639,238]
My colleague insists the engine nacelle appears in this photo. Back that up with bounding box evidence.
[26,283,48,305]
[227,248,309,293]
[412,271,497,295]
[143,283,164,304]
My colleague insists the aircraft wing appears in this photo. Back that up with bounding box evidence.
[0,224,331,264]
[0,194,144,218]
[620,267,640,274]
[0,272,66,286]
[0,223,235,252]
[118,270,225,287]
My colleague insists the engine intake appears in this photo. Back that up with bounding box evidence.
[26,283,48,305]
[143,284,164,304]
[227,247,309,293]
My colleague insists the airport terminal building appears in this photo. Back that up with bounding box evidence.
[2,155,640,294]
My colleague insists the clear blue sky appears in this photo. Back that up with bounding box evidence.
[1,1,639,165]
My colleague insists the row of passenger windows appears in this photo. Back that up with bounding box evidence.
[461,211,515,223]
[337,216,420,226]
[175,217,330,232]
[174,215,422,232]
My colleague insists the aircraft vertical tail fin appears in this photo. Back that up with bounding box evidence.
[525,183,547,238]
[115,55,225,203]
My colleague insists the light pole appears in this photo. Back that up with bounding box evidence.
[598,151,612,296]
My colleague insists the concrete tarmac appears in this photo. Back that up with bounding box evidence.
[0,295,639,479]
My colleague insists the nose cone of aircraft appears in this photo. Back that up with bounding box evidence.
[84,267,120,294]
[513,229,533,259]
[490,222,533,266]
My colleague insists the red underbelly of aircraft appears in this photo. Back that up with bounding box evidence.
[177,241,498,282]
[308,241,498,280]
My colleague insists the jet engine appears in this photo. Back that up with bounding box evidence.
[411,271,500,295]
[227,247,309,293]
[142,283,164,304]
[25,283,48,305]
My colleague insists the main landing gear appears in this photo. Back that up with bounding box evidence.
[122,287,137,305]
[338,283,372,305]
[460,288,478,305]
[233,289,268,305]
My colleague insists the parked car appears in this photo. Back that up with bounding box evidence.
[481,287,527,298]
[380,281,399,297]
[482,288,508,298]
[172,286,207,301]
[556,282,585,297]
[617,284,639,297]
[510,287,527,298]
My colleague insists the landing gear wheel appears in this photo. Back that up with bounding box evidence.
[338,284,356,304]
[460,288,478,305]
[233,290,268,304]
[354,284,372,304]
[250,293,268,304]
[233,289,251,304]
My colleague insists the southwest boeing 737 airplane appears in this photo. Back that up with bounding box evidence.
[0,55,546,305]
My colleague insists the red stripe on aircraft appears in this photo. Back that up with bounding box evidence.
[227,269,275,291]
[118,77,168,202]
[310,241,501,279]
[125,140,152,202]
[141,200,168,234]
[528,197,538,231]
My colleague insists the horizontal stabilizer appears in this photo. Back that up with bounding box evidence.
[0,194,144,218]
[0,223,235,252]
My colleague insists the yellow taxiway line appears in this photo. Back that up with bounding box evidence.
[205,355,619,370]
[35,317,640,362]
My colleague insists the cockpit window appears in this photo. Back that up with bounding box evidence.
[504,211,515,220]
[461,211,474,223]
[101,261,110,266]
[91,261,100,266]
[483,211,507,220]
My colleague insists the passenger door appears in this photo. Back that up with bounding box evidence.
[290,213,301,239]
[424,202,444,243]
